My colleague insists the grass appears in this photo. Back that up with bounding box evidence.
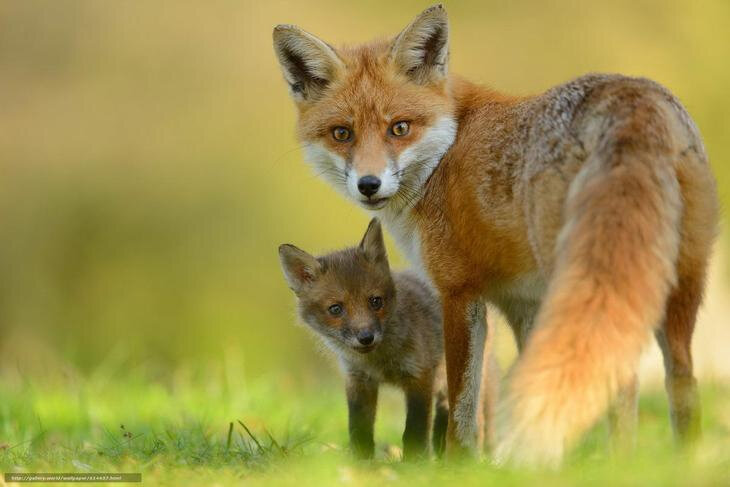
[1,365,729,486]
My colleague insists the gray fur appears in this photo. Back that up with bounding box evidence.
[336,271,443,385]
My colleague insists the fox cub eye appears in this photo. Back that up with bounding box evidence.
[390,121,410,137]
[328,304,344,316]
[368,296,383,310]
[332,127,351,142]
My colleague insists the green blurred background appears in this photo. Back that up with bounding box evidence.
[0,0,728,382]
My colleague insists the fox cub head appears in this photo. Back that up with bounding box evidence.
[273,5,456,212]
[279,219,395,354]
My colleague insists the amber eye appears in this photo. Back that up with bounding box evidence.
[390,121,410,137]
[332,127,351,142]
[368,296,383,311]
[328,304,343,316]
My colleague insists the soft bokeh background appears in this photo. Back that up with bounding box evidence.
[1,0,728,386]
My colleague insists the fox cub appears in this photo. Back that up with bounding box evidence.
[279,219,495,459]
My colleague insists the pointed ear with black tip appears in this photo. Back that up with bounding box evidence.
[278,244,322,293]
[272,24,343,101]
[359,218,388,266]
[389,4,449,85]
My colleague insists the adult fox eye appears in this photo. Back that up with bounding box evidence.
[390,121,410,137]
[328,304,343,316]
[332,127,351,142]
[368,296,383,310]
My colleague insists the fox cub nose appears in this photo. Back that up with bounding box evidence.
[356,329,375,346]
[357,176,381,197]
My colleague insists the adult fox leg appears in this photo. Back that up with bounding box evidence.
[499,299,540,353]
[656,276,703,445]
[496,118,683,466]
[480,340,500,454]
[655,150,716,445]
[607,374,639,453]
[442,294,487,456]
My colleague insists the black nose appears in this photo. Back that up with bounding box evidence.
[357,176,381,197]
[357,330,375,346]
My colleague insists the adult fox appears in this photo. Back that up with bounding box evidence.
[273,4,718,465]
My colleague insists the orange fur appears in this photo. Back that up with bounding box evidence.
[274,5,718,465]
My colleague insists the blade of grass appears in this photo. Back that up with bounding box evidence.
[238,420,265,454]
[288,433,315,452]
[226,422,233,452]
[264,428,285,456]
[126,432,145,447]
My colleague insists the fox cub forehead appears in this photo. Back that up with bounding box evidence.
[315,248,392,291]
[283,249,392,308]
[279,218,394,298]
[319,247,390,282]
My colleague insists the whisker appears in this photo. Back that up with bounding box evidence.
[271,143,312,167]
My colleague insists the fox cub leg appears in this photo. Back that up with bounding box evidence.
[346,374,379,459]
[442,295,487,456]
[656,273,704,445]
[432,387,449,457]
[403,373,435,460]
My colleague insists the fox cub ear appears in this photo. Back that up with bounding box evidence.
[279,244,322,293]
[272,24,343,102]
[390,4,449,85]
[359,218,388,266]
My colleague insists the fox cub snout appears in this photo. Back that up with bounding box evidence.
[279,218,452,459]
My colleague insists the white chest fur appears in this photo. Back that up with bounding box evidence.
[376,208,431,283]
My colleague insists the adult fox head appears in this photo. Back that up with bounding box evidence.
[273,5,456,211]
[279,219,396,354]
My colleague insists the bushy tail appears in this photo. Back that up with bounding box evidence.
[496,135,683,466]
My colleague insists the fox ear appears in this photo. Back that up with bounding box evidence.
[273,24,343,101]
[390,4,449,85]
[359,218,388,265]
[279,244,322,293]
